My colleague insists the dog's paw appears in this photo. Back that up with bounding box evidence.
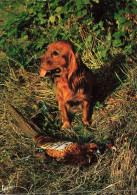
[83,119,90,126]
[61,121,70,129]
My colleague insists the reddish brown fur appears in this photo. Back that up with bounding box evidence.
[39,40,94,128]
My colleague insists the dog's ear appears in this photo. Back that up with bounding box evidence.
[68,51,78,80]
[68,51,79,91]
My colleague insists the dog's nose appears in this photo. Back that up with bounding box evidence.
[46,57,53,65]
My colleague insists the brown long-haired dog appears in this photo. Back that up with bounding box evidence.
[39,40,94,128]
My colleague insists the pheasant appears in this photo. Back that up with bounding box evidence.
[8,104,99,165]
[33,135,99,165]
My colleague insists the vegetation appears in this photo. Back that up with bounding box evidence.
[0,0,136,194]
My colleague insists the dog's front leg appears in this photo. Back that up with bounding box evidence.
[58,101,70,129]
[83,100,91,126]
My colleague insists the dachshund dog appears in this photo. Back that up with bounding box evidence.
[39,40,94,128]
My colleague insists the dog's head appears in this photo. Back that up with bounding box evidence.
[39,40,78,78]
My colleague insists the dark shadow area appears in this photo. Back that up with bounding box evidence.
[93,54,126,104]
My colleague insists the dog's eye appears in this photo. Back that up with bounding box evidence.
[53,51,59,56]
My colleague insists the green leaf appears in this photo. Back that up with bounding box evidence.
[23,35,28,40]
[112,39,124,47]
[62,33,71,40]
[38,13,42,18]
[119,16,126,24]
[95,29,101,36]
[114,13,119,20]
[132,7,137,14]
[129,29,136,39]
[83,0,90,4]
[114,10,124,20]
[55,7,62,13]
[92,0,99,3]
[101,48,108,58]
[28,8,33,14]
[124,7,130,13]
[49,15,55,23]
[106,32,111,41]
[106,32,111,47]
[76,0,83,10]
[93,24,98,31]
[0,39,5,45]
[95,101,100,108]
[77,11,82,17]
[72,24,78,31]
[21,31,26,38]
[52,26,60,37]
[60,2,69,13]
[98,44,105,50]
[99,21,103,27]
[82,9,87,16]
[8,29,16,36]
[52,0,60,6]
[113,32,120,39]
[87,35,92,42]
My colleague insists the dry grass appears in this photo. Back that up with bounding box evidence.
[0,54,137,194]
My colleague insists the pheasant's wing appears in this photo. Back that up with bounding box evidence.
[33,135,72,150]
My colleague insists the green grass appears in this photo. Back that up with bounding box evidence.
[0,51,136,194]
